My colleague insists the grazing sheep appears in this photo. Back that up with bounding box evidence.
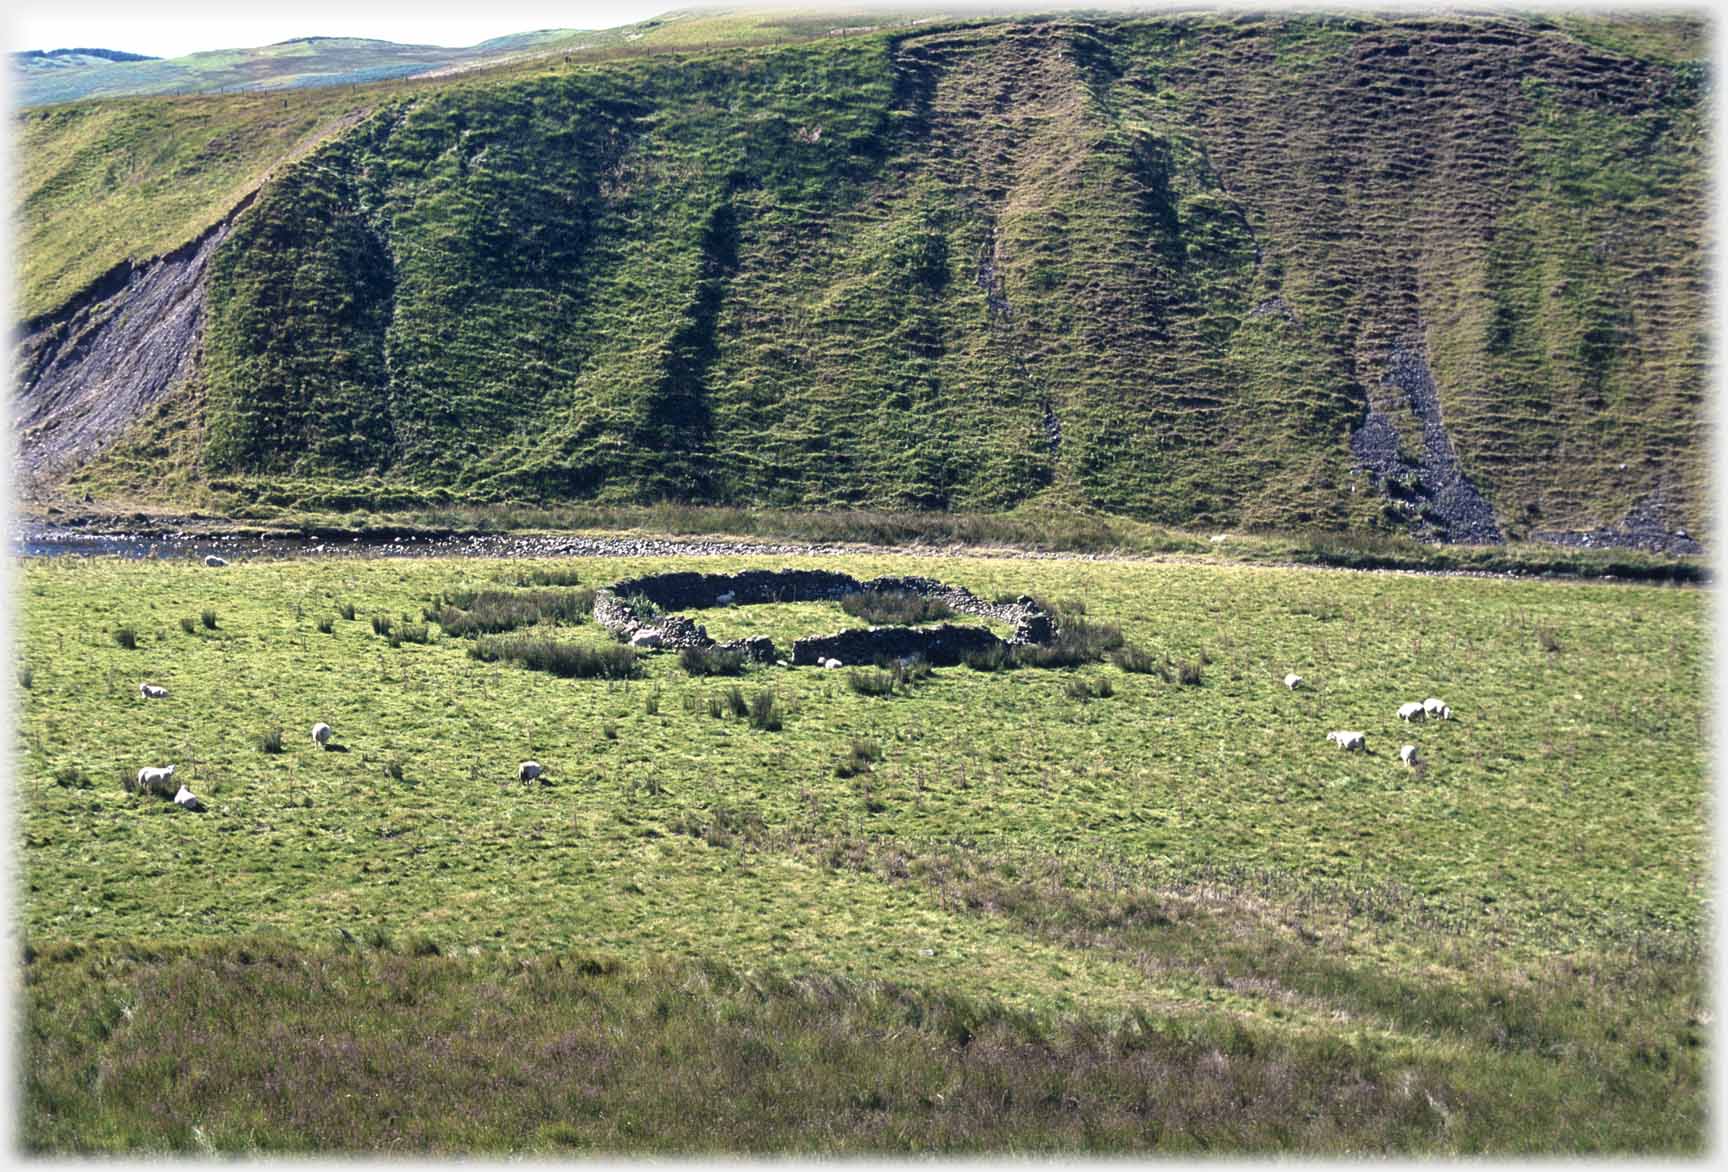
[1326,730,1366,752]
[312,722,333,747]
[1423,697,1446,717]
[204,555,228,567]
[1398,702,1426,722]
[1400,744,1420,768]
[139,683,169,699]
[518,760,545,784]
[173,785,205,812]
[1436,704,1452,721]
[137,764,176,789]
[1284,673,1303,690]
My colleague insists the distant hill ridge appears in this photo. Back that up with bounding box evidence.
[11,9,1710,550]
[17,48,159,62]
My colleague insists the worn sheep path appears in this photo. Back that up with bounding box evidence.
[11,518,1697,586]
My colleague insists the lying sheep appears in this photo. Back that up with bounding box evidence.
[1423,697,1452,720]
[1398,701,1426,722]
[204,555,228,567]
[1327,730,1366,752]
[312,722,333,747]
[137,764,176,789]
[1284,673,1303,690]
[823,658,844,669]
[1400,744,1420,768]
[139,683,169,699]
[518,760,545,784]
[173,785,205,812]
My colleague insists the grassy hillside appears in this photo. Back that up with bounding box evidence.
[19,10,1710,542]
[15,551,1707,1150]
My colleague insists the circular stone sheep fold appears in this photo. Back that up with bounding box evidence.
[590,569,1055,667]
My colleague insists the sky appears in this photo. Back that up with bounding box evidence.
[2,1,685,57]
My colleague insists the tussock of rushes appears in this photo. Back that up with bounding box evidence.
[1013,619,1124,669]
[1110,644,1168,677]
[467,636,642,680]
[679,646,746,677]
[840,590,953,626]
[748,689,783,731]
[835,737,882,778]
[112,627,138,650]
[433,588,595,637]
[501,566,585,588]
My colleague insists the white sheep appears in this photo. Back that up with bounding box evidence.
[1327,730,1366,752]
[1400,744,1420,768]
[139,683,169,699]
[518,760,545,783]
[1398,702,1426,722]
[1284,673,1303,690]
[716,591,736,606]
[173,785,205,812]
[312,722,332,747]
[1423,697,1452,720]
[137,764,176,788]
[823,658,844,669]
[630,630,664,649]
[204,555,228,567]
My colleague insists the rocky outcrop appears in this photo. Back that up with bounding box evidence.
[14,194,255,494]
[1351,343,1503,545]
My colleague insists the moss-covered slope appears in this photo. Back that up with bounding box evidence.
[21,11,1710,542]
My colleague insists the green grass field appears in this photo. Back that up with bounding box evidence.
[14,551,1707,1152]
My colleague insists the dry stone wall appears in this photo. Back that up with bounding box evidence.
[591,568,1054,664]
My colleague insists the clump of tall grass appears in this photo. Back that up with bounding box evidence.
[835,738,882,778]
[113,627,138,650]
[1065,676,1114,701]
[1110,644,1168,677]
[179,615,197,635]
[723,685,750,718]
[338,602,357,621]
[392,623,431,647]
[1012,619,1123,668]
[1177,658,1205,686]
[201,610,219,631]
[317,617,334,634]
[963,644,1010,672]
[841,590,953,626]
[502,566,585,588]
[847,656,933,697]
[748,689,783,731]
[432,588,595,637]
[679,646,746,677]
[468,637,642,680]
[847,669,898,697]
[371,615,393,637]
[259,727,284,754]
